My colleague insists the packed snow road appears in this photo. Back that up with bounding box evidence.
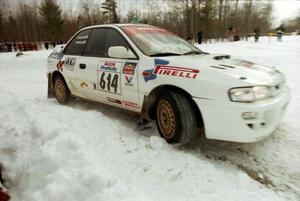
[0,36,299,201]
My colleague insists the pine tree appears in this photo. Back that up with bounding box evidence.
[39,0,64,40]
[101,0,119,23]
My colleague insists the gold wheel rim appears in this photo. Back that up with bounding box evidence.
[55,79,66,102]
[157,100,175,139]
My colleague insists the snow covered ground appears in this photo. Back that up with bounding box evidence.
[0,36,299,201]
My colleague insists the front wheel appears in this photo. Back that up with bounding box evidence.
[54,75,70,104]
[156,90,197,146]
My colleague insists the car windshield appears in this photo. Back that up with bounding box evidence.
[121,25,203,56]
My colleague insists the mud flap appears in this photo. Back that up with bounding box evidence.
[135,95,152,131]
[47,74,55,98]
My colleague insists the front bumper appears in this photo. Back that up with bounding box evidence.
[193,86,291,142]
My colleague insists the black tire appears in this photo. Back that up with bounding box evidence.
[54,75,70,104]
[155,90,197,146]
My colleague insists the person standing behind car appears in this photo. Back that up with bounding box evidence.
[44,42,49,50]
[0,43,4,52]
[187,34,193,44]
[197,31,203,44]
[228,26,235,42]
[5,43,12,52]
[277,29,283,41]
[51,41,56,48]
[254,28,260,42]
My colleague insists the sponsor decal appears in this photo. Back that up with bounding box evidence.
[107,97,122,105]
[69,80,77,89]
[143,59,168,82]
[122,100,140,109]
[80,82,88,88]
[64,57,76,71]
[49,52,64,59]
[56,60,64,72]
[143,69,156,82]
[77,35,89,40]
[153,65,199,79]
[75,40,86,44]
[239,60,255,68]
[239,60,278,75]
[75,35,89,44]
[143,59,199,82]
[106,98,140,109]
[122,26,175,36]
[123,62,137,75]
[96,61,122,94]
[95,72,121,94]
[124,76,134,86]
[98,61,118,72]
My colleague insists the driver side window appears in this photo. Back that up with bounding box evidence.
[106,29,130,51]
[83,28,136,59]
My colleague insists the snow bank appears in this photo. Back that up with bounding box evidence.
[0,36,299,201]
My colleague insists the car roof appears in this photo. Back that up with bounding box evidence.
[81,23,153,30]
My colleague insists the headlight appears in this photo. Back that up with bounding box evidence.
[229,86,272,102]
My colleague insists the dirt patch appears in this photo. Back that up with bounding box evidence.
[237,165,275,188]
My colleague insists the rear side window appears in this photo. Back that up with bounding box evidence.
[64,29,91,55]
[84,29,108,57]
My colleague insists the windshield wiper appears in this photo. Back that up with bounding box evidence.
[182,50,203,55]
[149,52,182,57]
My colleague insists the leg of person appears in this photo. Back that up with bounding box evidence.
[136,96,152,130]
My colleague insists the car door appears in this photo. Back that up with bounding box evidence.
[81,28,141,111]
[61,29,94,99]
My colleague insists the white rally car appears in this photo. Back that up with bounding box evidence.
[47,24,290,145]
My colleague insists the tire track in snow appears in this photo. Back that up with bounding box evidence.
[184,134,300,200]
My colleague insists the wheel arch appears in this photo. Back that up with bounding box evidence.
[48,71,68,97]
[51,70,65,86]
[143,85,204,130]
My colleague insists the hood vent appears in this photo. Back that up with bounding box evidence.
[210,65,226,70]
[213,55,230,60]
[219,64,235,68]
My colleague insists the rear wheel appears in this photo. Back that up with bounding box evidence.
[156,90,197,146]
[54,75,70,104]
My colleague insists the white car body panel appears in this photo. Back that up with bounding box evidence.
[47,24,290,142]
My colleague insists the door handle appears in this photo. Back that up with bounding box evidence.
[79,63,86,69]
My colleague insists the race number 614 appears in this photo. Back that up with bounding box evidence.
[99,72,119,93]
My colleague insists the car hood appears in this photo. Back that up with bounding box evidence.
[160,54,285,86]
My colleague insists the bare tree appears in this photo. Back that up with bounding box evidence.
[0,0,8,41]
[0,0,275,43]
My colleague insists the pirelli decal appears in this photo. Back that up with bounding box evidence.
[153,65,199,79]
[143,59,200,82]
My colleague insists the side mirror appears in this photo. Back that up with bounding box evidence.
[108,46,136,59]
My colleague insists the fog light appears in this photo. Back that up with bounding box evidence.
[242,112,258,120]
